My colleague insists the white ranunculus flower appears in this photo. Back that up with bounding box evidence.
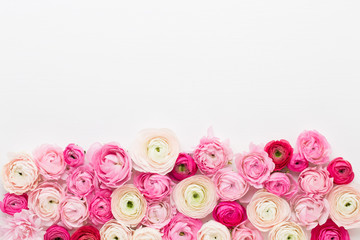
[130,128,180,175]
[100,219,132,240]
[132,227,162,240]
[197,220,231,240]
[268,222,306,240]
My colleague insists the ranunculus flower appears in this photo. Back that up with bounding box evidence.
[264,172,298,199]
[70,225,100,240]
[132,227,162,240]
[168,153,198,181]
[291,194,330,230]
[265,139,293,171]
[67,166,96,198]
[99,219,132,240]
[88,189,113,226]
[88,142,132,189]
[0,193,28,215]
[33,144,66,180]
[310,218,350,240]
[1,153,39,195]
[63,143,85,168]
[298,167,333,197]
[134,173,174,201]
[163,213,202,240]
[247,191,291,232]
[130,128,180,175]
[213,201,247,228]
[28,181,65,225]
[235,144,275,188]
[197,220,231,240]
[193,128,233,176]
[287,153,309,172]
[111,184,147,227]
[232,221,263,240]
[59,195,89,229]
[171,175,217,219]
[142,198,176,229]
[212,168,249,201]
[327,157,355,185]
[327,184,360,229]
[296,130,331,165]
[44,225,70,240]
[268,221,306,240]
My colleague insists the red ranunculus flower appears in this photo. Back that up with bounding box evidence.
[71,226,100,240]
[265,139,293,171]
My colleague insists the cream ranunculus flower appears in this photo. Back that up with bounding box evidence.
[111,184,147,227]
[132,227,162,240]
[268,222,306,240]
[327,184,360,229]
[130,128,180,175]
[171,175,217,219]
[247,191,291,232]
[100,219,132,240]
[197,220,231,240]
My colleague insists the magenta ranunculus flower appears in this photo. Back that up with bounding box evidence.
[63,143,85,167]
[311,218,350,240]
[163,213,202,240]
[168,153,198,181]
[265,139,293,171]
[33,144,66,180]
[88,142,132,189]
[297,130,331,165]
[213,201,247,228]
[44,225,70,240]
[70,225,100,240]
[298,167,333,197]
[287,153,309,172]
[264,172,298,200]
[134,172,174,201]
[0,193,28,216]
[67,166,96,198]
[327,157,355,185]
[193,128,233,176]
[88,189,113,226]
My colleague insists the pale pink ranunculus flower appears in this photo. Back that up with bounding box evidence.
[296,130,331,165]
[232,221,263,240]
[33,144,66,180]
[88,189,113,226]
[59,195,89,229]
[130,128,180,175]
[28,181,65,225]
[268,221,306,240]
[193,128,233,177]
[66,165,96,198]
[142,197,176,229]
[197,220,231,240]
[298,167,333,197]
[134,173,174,201]
[87,142,132,189]
[264,172,298,200]
[247,190,291,232]
[132,227,162,240]
[235,144,275,188]
[100,219,132,240]
[162,213,202,240]
[212,168,249,201]
[1,153,39,195]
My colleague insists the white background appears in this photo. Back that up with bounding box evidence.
[0,0,360,238]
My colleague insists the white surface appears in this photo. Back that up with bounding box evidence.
[0,0,360,238]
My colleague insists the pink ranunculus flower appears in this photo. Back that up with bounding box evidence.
[67,166,96,198]
[264,172,298,200]
[291,194,330,230]
[212,168,249,201]
[59,195,89,229]
[287,153,309,172]
[296,130,331,165]
[0,193,28,215]
[63,143,85,167]
[298,167,333,197]
[28,181,65,225]
[193,128,233,176]
[88,142,132,189]
[327,157,355,185]
[232,221,263,240]
[44,225,70,240]
[163,213,202,240]
[310,218,350,240]
[134,173,174,201]
[235,144,275,188]
[265,139,293,171]
[88,189,113,226]
[142,197,176,229]
[33,144,66,180]
[197,220,231,240]
[168,153,198,181]
[213,201,247,228]
[1,153,39,195]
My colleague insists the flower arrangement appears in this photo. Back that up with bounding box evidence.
[0,128,358,240]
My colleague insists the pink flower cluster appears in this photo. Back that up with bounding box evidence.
[0,128,358,240]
